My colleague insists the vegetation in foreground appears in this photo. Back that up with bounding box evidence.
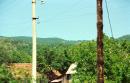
[0,35,130,82]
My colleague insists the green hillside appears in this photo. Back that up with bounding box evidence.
[1,35,130,82]
[118,35,130,41]
[0,36,79,44]
[1,35,130,44]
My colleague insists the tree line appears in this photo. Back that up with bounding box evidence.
[0,35,130,82]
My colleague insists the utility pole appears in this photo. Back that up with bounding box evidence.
[97,0,104,83]
[32,0,37,82]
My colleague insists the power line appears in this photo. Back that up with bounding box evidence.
[41,0,83,22]
[105,0,114,38]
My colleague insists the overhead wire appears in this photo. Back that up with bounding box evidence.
[105,0,114,38]
[40,0,84,23]
[39,0,95,24]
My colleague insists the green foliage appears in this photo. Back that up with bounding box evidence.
[0,64,13,82]
[0,39,14,64]
[0,38,32,63]
[37,44,73,73]
[11,51,31,63]
[0,35,130,82]
[71,41,97,82]
[104,35,130,82]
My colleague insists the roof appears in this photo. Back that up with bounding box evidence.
[52,70,62,77]
[45,69,63,81]
[66,63,77,74]
[51,78,63,82]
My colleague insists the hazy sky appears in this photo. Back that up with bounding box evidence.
[0,0,130,40]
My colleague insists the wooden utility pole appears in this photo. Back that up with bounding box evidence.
[97,0,104,83]
[32,0,37,82]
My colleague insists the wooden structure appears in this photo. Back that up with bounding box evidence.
[51,63,77,83]
[97,0,104,83]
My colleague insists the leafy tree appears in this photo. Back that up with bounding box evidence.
[11,51,31,63]
[0,39,14,64]
[0,64,13,82]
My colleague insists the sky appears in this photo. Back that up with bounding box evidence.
[0,0,130,40]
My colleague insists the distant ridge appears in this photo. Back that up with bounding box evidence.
[0,36,80,44]
[118,35,130,41]
[1,34,130,44]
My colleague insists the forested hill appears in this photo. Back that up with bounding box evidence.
[118,35,130,41]
[1,35,130,82]
[0,35,130,44]
[0,36,81,44]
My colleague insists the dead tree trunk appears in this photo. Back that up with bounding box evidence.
[97,0,104,83]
